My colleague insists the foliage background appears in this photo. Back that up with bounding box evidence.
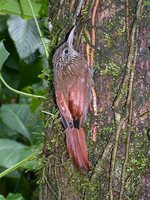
[0,0,149,200]
[0,0,48,199]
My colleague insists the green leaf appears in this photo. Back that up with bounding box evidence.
[6,193,25,200]
[0,104,31,140]
[0,139,32,169]
[19,57,43,88]
[30,97,43,113]
[0,41,10,70]
[0,15,8,32]
[0,194,6,200]
[0,166,21,178]
[0,0,44,19]
[7,16,41,59]
[0,117,17,138]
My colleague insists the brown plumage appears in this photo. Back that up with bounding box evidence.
[52,26,92,170]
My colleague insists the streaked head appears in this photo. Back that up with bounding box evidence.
[52,26,79,68]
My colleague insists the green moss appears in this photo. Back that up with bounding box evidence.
[104,33,113,48]
[100,61,121,77]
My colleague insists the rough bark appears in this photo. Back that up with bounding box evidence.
[39,0,149,199]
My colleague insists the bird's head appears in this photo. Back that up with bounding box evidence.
[52,26,79,69]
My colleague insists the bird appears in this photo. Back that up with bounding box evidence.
[52,26,92,171]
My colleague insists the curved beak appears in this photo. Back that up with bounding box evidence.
[67,26,76,46]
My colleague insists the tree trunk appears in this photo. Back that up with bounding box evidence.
[39,0,149,199]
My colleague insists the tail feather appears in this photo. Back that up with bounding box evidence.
[74,130,83,168]
[66,128,90,171]
[77,128,89,167]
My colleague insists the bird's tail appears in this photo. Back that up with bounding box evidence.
[66,127,90,171]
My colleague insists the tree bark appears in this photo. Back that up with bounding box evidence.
[39,0,149,199]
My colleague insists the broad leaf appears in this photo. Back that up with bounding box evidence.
[0,0,45,19]
[0,15,8,32]
[6,193,25,200]
[0,166,21,178]
[0,117,17,138]
[0,41,10,70]
[0,104,31,140]
[0,194,5,200]
[19,57,43,88]
[7,16,41,59]
[0,139,32,169]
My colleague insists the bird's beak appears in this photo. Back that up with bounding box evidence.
[67,26,76,46]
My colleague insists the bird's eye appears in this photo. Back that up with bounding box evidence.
[64,49,68,54]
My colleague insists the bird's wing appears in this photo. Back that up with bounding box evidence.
[55,90,73,127]
[68,72,91,126]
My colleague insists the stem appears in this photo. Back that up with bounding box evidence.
[109,117,126,200]
[91,139,114,181]
[0,73,45,99]
[113,0,143,109]
[28,0,49,59]
[125,0,130,48]
[119,119,131,200]
[0,155,35,179]
[119,40,139,200]
[90,0,100,67]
